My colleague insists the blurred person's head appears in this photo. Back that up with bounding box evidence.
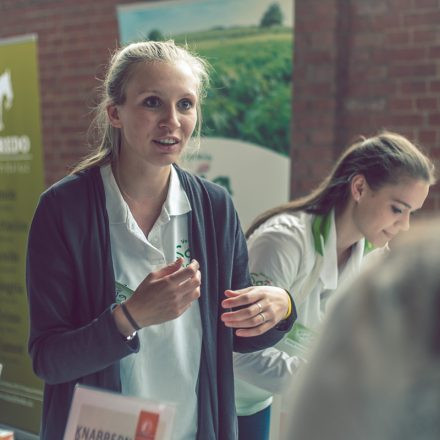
[283,218,440,440]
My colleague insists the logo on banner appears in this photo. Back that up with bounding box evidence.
[0,68,33,174]
[135,410,159,440]
[192,153,234,196]
[0,69,13,132]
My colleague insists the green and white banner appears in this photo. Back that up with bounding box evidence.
[0,34,44,435]
[117,0,293,229]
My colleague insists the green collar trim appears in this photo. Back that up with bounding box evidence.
[312,211,333,256]
[363,239,375,254]
[312,210,374,256]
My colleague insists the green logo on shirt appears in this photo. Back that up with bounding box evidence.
[115,281,134,304]
[176,239,191,267]
[250,272,274,286]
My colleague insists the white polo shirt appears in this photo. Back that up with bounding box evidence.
[100,164,202,440]
[234,210,384,416]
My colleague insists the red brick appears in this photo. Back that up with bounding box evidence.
[295,17,337,33]
[387,47,428,62]
[428,45,440,57]
[348,80,397,96]
[294,146,334,162]
[416,98,438,110]
[412,29,438,44]
[400,80,428,94]
[303,50,336,63]
[393,0,419,10]
[388,98,414,112]
[345,98,386,112]
[417,130,438,144]
[403,11,440,27]
[295,1,338,19]
[311,161,335,179]
[419,196,436,212]
[369,49,396,63]
[385,31,411,45]
[389,63,436,77]
[344,114,379,129]
[413,0,439,8]
[388,114,425,126]
[304,82,333,96]
[428,113,440,125]
[427,146,440,158]
[354,33,385,48]
[309,31,336,49]
[350,65,387,81]
[354,1,388,16]
[429,80,440,92]
[297,114,335,130]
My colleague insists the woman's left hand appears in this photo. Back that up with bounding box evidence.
[220,286,290,337]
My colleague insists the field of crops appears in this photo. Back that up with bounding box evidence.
[174,26,293,156]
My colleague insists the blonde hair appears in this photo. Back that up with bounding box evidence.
[71,40,210,174]
[247,131,436,237]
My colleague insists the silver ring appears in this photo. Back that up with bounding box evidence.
[258,312,266,323]
[256,302,262,313]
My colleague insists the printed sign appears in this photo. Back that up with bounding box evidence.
[63,385,175,440]
[0,34,45,435]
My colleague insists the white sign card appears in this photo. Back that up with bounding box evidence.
[63,385,175,440]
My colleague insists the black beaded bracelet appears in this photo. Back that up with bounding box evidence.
[120,302,141,331]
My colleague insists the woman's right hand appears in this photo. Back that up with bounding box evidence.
[113,258,201,336]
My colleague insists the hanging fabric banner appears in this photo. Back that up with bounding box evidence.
[0,34,45,436]
[117,0,293,229]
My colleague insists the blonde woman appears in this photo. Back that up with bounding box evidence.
[26,40,294,440]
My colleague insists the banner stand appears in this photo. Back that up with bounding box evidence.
[0,33,45,438]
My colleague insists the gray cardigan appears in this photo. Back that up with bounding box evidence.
[26,165,294,439]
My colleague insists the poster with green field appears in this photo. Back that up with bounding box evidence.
[0,34,44,436]
[117,0,293,229]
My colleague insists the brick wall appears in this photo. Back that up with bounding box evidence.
[1,0,439,210]
[294,0,440,211]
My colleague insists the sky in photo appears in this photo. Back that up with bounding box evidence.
[118,0,294,43]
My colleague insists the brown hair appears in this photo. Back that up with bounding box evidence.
[247,131,436,238]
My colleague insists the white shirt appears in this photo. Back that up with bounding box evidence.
[234,210,384,415]
[101,164,202,440]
